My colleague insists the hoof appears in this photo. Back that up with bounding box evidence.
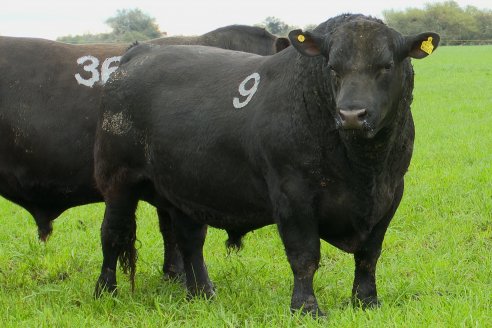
[352,296,381,309]
[291,295,325,318]
[163,270,186,284]
[186,283,216,300]
[94,269,117,298]
[291,307,326,319]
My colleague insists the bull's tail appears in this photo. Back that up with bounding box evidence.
[119,231,138,292]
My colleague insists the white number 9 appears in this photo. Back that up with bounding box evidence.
[233,72,260,109]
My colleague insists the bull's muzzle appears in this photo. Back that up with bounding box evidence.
[337,108,367,130]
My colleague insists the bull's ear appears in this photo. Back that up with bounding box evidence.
[288,29,323,57]
[406,32,440,59]
[275,37,291,52]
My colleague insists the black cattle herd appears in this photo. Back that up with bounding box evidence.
[0,14,440,316]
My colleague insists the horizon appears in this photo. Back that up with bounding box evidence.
[1,0,491,40]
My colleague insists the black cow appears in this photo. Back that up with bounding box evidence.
[149,25,290,55]
[0,25,289,279]
[93,14,439,315]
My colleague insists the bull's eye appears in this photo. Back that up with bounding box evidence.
[376,62,394,79]
[382,62,394,71]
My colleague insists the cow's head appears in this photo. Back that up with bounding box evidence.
[288,19,439,138]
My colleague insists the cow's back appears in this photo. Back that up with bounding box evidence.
[147,25,289,55]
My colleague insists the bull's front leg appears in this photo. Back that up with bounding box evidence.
[352,246,381,308]
[352,182,404,308]
[274,180,323,316]
[279,221,321,316]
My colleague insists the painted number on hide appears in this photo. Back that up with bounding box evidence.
[74,55,121,87]
[233,72,260,109]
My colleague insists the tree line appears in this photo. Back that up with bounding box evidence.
[57,2,492,45]
[383,1,492,45]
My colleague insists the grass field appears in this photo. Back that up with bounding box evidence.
[1,45,491,327]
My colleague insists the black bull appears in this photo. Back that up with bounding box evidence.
[0,25,289,277]
[94,14,439,315]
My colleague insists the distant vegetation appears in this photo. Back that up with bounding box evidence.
[57,8,164,44]
[258,1,492,43]
[254,16,298,36]
[383,1,492,44]
[56,2,492,45]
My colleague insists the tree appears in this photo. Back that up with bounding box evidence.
[57,8,164,44]
[383,1,492,45]
[424,1,478,41]
[256,17,298,36]
[105,8,162,42]
[465,5,492,41]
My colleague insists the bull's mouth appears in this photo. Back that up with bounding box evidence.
[334,108,378,138]
[336,120,377,139]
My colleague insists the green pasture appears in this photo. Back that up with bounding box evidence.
[0,46,491,327]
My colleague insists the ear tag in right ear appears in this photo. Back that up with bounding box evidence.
[297,34,306,43]
[420,37,434,55]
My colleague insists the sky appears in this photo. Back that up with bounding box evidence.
[1,0,491,40]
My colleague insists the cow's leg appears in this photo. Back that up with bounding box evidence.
[352,182,404,308]
[172,209,214,298]
[274,181,323,316]
[157,208,184,280]
[94,190,138,297]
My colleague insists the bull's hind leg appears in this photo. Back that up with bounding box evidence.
[171,209,214,298]
[157,208,184,280]
[94,190,138,297]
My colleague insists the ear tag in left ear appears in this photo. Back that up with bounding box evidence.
[297,34,306,43]
[420,37,434,55]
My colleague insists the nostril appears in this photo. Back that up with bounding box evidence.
[355,108,367,118]
[338,110,346,121]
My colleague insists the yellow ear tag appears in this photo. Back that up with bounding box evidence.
[297,34,306,43]
[420,37,434,55]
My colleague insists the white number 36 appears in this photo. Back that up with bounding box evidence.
[74,55,121,88]
[233,72,260,109]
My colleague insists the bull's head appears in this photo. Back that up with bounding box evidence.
[288,19,439,138]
